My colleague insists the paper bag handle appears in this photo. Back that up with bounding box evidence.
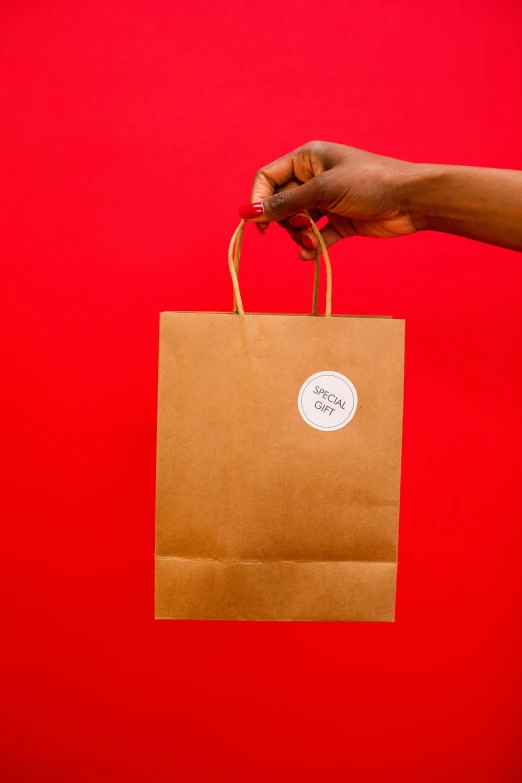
[228,212,333,317]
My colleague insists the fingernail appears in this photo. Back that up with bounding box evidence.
[255,223,267,234]
[289,215,311,228]
[239,202,264,220]
[298,251,313,261]
[302,233,316,249]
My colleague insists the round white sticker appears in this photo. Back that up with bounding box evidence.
[298,371,358,431]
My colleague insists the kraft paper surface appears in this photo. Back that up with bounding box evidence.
[155,311,404,621]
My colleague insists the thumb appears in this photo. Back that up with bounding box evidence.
[261,173,332,222]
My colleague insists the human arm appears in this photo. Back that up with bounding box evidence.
[239,142,522,258]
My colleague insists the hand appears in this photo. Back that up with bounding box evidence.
[239,141,420,260]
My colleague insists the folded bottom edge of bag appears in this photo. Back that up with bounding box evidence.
[155,556,397,622]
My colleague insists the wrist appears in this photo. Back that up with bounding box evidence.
[403,163,452,232]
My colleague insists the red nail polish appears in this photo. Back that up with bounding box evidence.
[239,202,264,220]
[302,233,315,249]
[289,215,311,228]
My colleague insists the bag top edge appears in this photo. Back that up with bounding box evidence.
[160,311,397,319]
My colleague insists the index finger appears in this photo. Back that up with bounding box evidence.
[250,152,297,203]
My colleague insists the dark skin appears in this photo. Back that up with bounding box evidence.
[239,141,522,258]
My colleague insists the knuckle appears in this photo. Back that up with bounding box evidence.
[303,139,326,156]
[268,190,288,218]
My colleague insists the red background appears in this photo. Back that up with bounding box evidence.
[1,1,521,780]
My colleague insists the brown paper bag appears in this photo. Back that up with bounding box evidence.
[155,218,404,621]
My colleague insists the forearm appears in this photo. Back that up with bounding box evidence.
[407,164,522,252]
